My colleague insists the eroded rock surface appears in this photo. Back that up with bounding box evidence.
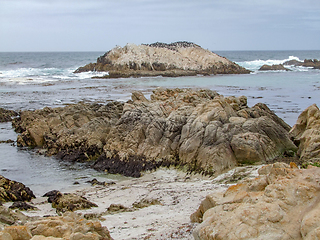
[13,88,297,177]
[74,41,250,77]
[290,104,320,162]
[192,163,320,240]
[0,212,113,240]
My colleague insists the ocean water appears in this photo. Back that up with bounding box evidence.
[0,50,319,195]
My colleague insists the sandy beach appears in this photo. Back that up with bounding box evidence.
[8,166,261,240]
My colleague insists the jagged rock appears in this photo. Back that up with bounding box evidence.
[13,89,297,177]
[290,104,320,162]
[259,64,290,71]
[284,59,320,69]
[25,212,113,240]
[0,175,35,203]
[42,190,61,203]
[0,109,18,123]
[192,163,320,240]
[74,42,250,77]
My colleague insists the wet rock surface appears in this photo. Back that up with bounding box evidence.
[284,58,320,69]
[74,41,250,77]
[259,64,291,71]
[0,175,35,203]
[12,88,299,177]
[192,163,320,240]
[0,108,18,123]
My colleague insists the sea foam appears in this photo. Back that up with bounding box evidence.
[237,56,304,72]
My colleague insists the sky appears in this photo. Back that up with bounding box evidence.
[1,0,320,52]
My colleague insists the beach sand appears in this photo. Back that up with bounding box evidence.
[17,166,261,240]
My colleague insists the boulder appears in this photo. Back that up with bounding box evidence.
[259,64,290,71]
[25,212,112,240]
[0,205,29,227]
[290,104,320,162]
[0,109,18,123]
[42,191,97,213]
[192,163,320,240]
[74,41,250,77]
[0,176,35,203]
[2,226,32,240]
[13,88,297,177]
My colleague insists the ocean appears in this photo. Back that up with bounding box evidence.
[0,50,319,195]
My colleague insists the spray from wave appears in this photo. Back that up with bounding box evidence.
[236,56,307,72]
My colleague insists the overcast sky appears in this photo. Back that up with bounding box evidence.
[1,0,320,52]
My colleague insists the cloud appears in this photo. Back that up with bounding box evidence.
[0,0,319,51]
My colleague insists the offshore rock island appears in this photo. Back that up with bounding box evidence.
[74,41,250,78]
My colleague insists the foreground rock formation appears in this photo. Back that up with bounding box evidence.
[74,41,250,77]
[191,162,320,240]
[13,88,298,177]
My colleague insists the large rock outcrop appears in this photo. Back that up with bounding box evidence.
[191,163,320,240]
[12,88,298,177]
[74,41,250,77]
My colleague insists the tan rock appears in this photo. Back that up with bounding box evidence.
[3,226,32,240]
[26,212,112,240]
[0,232,13,240]
[192,163,320,240]
[74,42,250,76]
[290,104,320,162]
[30,236,63,240]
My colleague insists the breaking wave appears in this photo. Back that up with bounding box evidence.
[236,56,308,72]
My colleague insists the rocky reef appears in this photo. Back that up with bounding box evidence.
[74,41,250,77]
[259,64,291,71]
[284,58,320,69]
[13,88,299,177]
